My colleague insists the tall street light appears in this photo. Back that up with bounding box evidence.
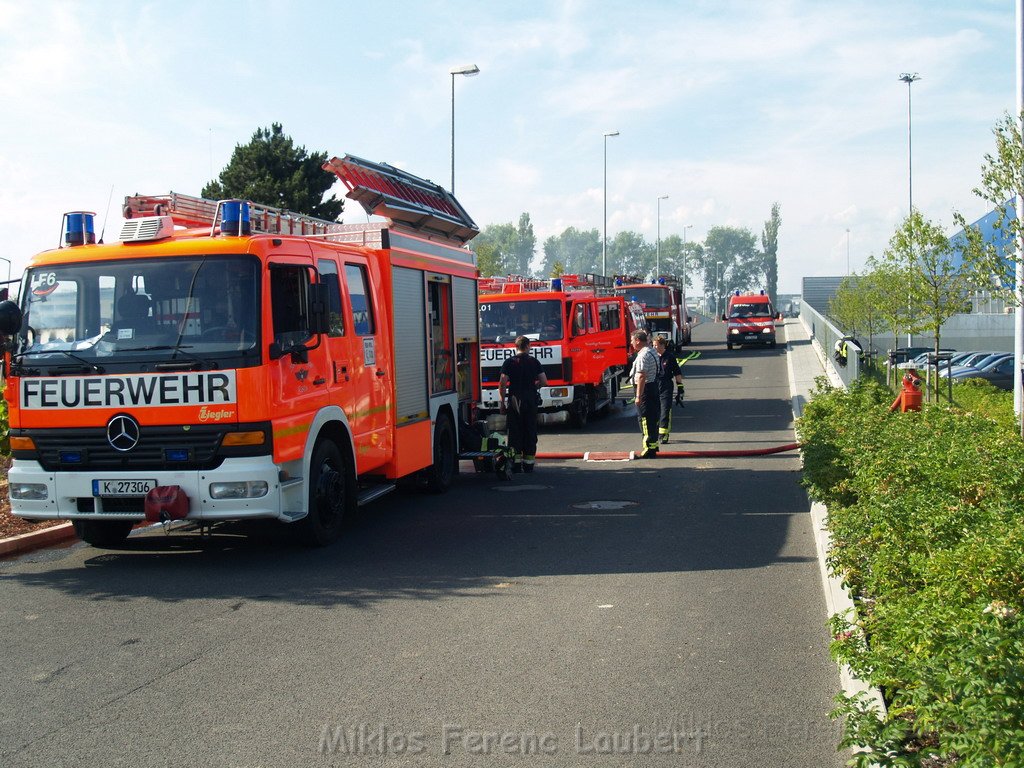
[899,72,920,348]
[450,64,480,194]
[681,223,693,288]
[602,130,619,277]
[899,72,920,214]
[846,228,851,275]
[715,261,723,320]
[656,195,669,277]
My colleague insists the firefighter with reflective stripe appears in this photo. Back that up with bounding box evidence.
[628,329,661,458]
[499,335,548,473]
[653,336,684,444]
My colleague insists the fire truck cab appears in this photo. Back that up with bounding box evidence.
[0,155,481,547]
[478,274,643,428]
[613,274,691,349]
[723,290,781,349]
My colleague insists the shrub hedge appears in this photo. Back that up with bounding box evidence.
[797,377,1024,767]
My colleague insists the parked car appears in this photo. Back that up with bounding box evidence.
[938,351,1001,377]
[945,352,1012,379]
[953,355,1017,391]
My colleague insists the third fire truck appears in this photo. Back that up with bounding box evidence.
[613,274,691,348]
[477,274,644,428]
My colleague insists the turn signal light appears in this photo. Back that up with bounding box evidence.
[222,431,266,446]
[9,436,36,451]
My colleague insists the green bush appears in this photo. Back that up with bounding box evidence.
[799,379,1024,766]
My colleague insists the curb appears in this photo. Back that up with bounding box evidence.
[786,318,887,758]
[0,522,77,558]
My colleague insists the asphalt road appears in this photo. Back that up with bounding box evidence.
[0,320,844,767]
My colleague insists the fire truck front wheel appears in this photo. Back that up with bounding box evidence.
[299,441,353,546]
[569,389,591,429]
[425,415,456,494]
[73,519,133,548]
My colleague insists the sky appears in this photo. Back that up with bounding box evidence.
[0,0,1017,294]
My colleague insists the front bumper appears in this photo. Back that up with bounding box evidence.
[480,385,576,410]
[8,456,289,523]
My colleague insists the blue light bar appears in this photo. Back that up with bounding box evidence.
[165,448,190,462]
[550,278,562,291]
[658,277,666,284]
[63,211,96,246]
[220,200,251,236]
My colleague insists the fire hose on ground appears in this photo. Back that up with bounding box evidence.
[534,443,802,462]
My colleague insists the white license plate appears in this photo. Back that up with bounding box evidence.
[92,479,157,497]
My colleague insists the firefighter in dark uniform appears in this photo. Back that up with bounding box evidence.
[653,335,684,444]
[499,335,549,473]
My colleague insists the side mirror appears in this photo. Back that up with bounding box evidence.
[721,313,727,322]
[0,299,23,336]
[308,283,330,336]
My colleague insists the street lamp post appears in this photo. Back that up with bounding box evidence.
[656,195,669,277]
[846,228,851,275]
[899,73,920,214]
[450,64,480,194]
[602,131,619,277]
[899,72,920,348]
[681,223,693,287]
[715,261,723,320]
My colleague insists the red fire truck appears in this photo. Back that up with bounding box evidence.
[0,155,481,547]
[723,290,781,349]
[613,274,691,348]
[477,274,644,428]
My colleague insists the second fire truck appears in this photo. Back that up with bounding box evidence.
[477,274,644,428]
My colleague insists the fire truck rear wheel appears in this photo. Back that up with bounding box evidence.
[300,441,351,546]
[425,416,456,493]
[72,519,133,548]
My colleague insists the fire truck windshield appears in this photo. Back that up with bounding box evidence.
[479,299,563,343]
[16,255,260,369]
[728,303,772,319]
[619,286,670,306]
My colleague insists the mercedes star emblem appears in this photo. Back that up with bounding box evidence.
[107,414,141,452]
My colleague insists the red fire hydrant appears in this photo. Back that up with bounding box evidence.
[889,368,923,413]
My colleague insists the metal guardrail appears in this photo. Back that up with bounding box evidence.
[799,301,859,388]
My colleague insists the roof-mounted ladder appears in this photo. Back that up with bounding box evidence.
[122,192,344,237]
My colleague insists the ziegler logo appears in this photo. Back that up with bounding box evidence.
[198,406,235,422]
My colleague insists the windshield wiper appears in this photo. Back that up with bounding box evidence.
[13,349,106,374]
[119,344,214,370]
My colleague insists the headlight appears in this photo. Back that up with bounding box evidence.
[209,481,269,499]
[547,387,569,398]
[729,328,739,334]
[10,483,48,500]
[762,327,773,334]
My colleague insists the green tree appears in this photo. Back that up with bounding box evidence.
[608,231,654,277]
[541,227,601,277]
[697,226,761,316]
[475,242,502,278]
[883,211,975,365]
[954,110,1024,299]
[828,272,882,364]
[761,203,781,305]
[202,123,343,220]
[473,222,518,276]
[511,213,537,275]
[864,254,916,383]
